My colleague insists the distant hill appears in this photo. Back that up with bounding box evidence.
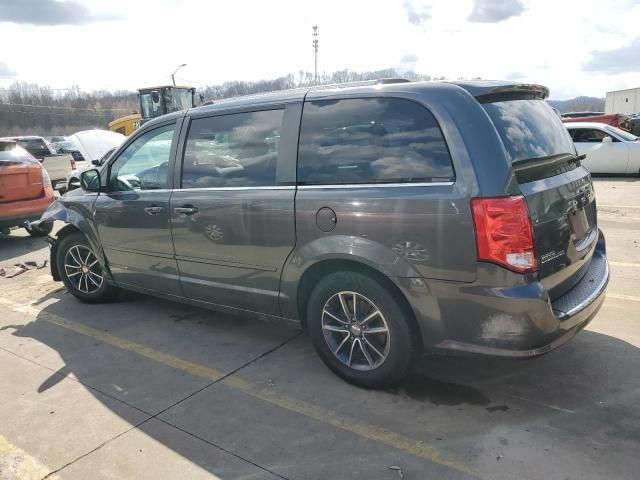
[548,96,605,114]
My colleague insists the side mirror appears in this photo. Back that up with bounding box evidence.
[602,136,613,144]
[80,169,101,192]
[91,159,100,166]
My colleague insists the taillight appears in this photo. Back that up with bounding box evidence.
[70,158,76,170]
[471,196,536,273]
[41,168,52,188]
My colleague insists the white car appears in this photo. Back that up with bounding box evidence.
[65,130,126,190]
[566,122,640,175]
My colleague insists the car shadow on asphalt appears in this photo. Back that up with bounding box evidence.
[3,288,640,479]
[0,231,50,263]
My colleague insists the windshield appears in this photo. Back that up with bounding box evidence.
[605,125,638,141]
[165,88,193,113]
[98,147,116,165]
[483,99,576,163]
[55,141,78,149]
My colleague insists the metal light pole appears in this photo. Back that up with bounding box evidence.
[312,26,319,85]
[171,63,187,86]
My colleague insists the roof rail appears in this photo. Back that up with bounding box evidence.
[192,77,415,109]
[307,77,412,91]
[376,78,412,84]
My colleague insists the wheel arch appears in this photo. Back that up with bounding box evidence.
[45,200,111,282]
[50,224,82,281]
[295,258,424,349]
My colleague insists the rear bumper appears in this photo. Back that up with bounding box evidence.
[406,230,609,358]
[0,189,55,228]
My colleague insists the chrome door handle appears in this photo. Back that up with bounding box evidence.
[174,206,199,215]
[144,206,165,215]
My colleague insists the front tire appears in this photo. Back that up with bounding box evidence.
[306,271,415,388]
[56,232,117,302]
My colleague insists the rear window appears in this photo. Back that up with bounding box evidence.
[483,100,576,163]
[298,98,455,185]
[0,145,37,165]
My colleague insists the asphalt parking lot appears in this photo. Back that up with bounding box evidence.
[0,178,639,480]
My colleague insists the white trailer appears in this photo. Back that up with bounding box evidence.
[605,87,640,114]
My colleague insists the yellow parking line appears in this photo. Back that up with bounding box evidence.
[0,433,59,480]
[599,204,640,209]
[607,293,640,302]
[609,261,640,268]
[0,297,478,478]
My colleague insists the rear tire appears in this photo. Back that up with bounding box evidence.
[306,271,414,388]
[56,232,117,303]
[25,222,53,237]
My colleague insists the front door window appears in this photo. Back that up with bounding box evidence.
[109,124,175,191]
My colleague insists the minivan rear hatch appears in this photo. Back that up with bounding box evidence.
[480,88,597,298]
[0,144,44,203]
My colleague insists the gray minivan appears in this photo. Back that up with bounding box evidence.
[36,80,609,387]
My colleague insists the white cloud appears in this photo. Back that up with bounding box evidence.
[468,0,526,23]
[0,61,16,79]
[402,0,431,26]
[584,37,640,74]
[0,0,119,25]
[0,0,639,99]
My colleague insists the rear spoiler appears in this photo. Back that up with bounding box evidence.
[475,84,549,104]
[453,82,550,103]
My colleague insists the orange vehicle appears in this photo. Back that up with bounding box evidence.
[0,140,55,236]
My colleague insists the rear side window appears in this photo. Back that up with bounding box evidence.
[483,100,576,163]
[297,98,455,185]
[182,109,283,188]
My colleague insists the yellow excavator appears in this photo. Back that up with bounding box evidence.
[109,85,196,135]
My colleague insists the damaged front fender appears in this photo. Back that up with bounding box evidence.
[33,194,110,283]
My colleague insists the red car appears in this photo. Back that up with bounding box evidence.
[562,113,631,132]
[0,140,55,236]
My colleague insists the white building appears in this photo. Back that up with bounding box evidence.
[605,87,640,114]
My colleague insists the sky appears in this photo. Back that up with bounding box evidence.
[1,0,640,99]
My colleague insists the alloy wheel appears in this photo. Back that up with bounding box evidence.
[321,291,391,371]
[64,245,103,294]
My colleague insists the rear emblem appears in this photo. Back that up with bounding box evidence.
[540,250,564,264]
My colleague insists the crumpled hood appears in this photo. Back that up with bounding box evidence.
[68,130,125,162]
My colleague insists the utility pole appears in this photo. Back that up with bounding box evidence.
[171,63,187,86]
[312,25,319,85]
